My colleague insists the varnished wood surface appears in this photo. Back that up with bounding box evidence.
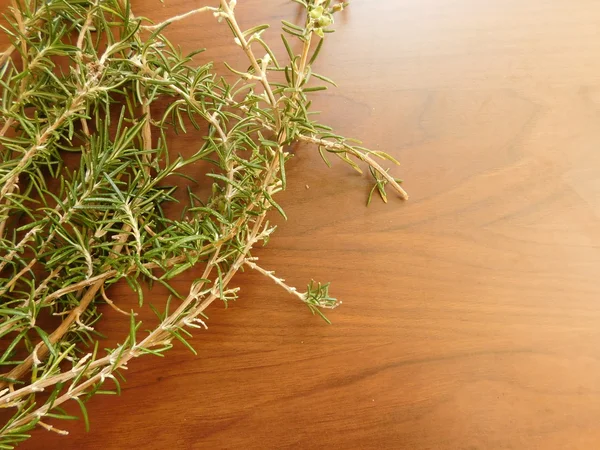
[6,0,600,448]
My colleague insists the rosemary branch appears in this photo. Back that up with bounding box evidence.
[299,134,409,200]
[0,1,405,446]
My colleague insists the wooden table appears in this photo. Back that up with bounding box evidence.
[11,0,600,448]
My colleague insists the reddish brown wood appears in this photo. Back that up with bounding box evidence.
[3,0,600,448]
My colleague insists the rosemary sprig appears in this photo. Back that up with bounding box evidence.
[0,0,406,446]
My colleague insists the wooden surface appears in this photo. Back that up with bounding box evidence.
[8,0,600,448]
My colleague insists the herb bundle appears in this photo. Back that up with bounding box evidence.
[0,0,407,446]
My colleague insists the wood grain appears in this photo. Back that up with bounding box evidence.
[4,0,600,448]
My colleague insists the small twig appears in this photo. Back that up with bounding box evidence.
[101,285,131,316]
[0,44,15,67]
[295,35,312,89]
[298,134,409,200]
[38,421,69,436]
[141,102,153,158]
[220,0,280,125]
[0,225,41,273]
[76,2,98,139]
[10,0,28,85]
[142,7,217,31]
[244,258,306,302]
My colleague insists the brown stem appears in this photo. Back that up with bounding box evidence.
[0,44,15,67]
[295,36,312,89]
[9,1,27,75]
[141,102,153,157]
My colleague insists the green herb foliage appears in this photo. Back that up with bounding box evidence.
[0,0,406,445]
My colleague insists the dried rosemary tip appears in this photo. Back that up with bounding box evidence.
[0,0,406,446]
